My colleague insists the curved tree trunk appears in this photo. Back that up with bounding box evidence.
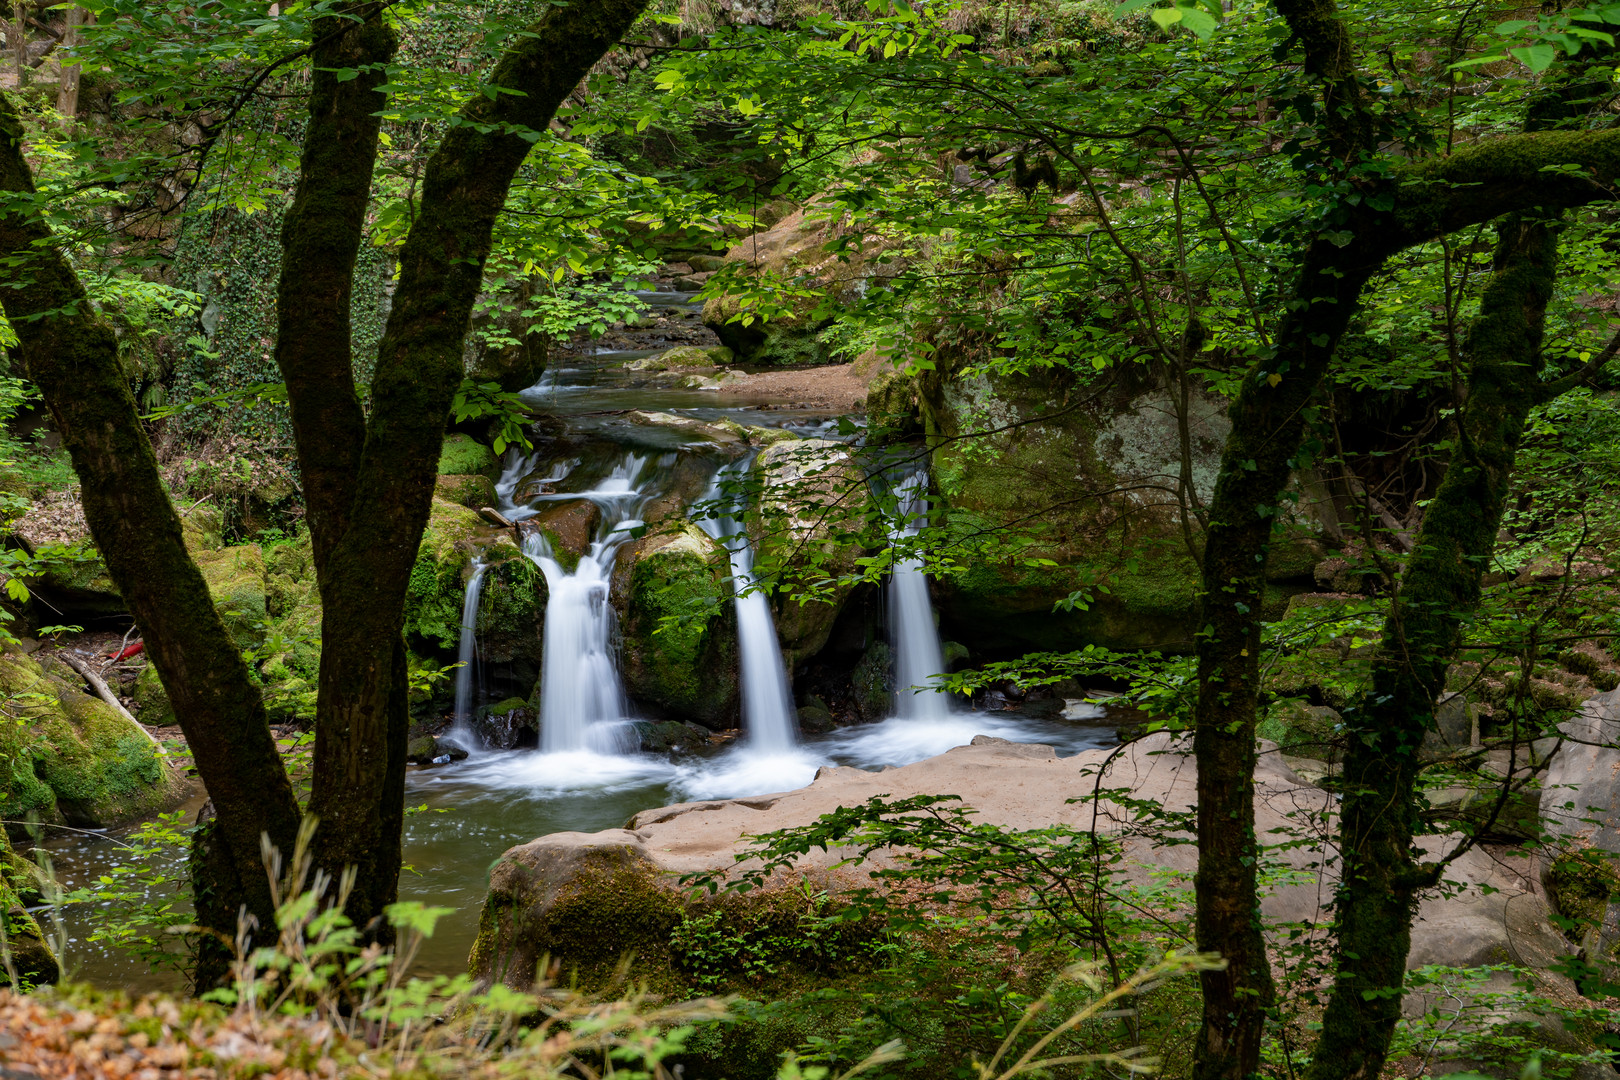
[298,0,652,930]
[0,98,302,979]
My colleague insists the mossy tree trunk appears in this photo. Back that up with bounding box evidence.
[0,98,303,974]
[1303,211,1556,1080]
[283,0,653,930]
[1188,4,1620,1076]
[1303,55,1612,1080]
[0,0,650,980]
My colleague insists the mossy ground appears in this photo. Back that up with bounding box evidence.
[437,434,499,479]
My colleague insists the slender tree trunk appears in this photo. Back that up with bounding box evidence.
[1192,236,1385,1080]
[0,97,301,977]
[1304,49,1610,1079]
[298,0,652,929]
[55,5,83,119]
[1303,214,1555,1080]
[276,4,392,578]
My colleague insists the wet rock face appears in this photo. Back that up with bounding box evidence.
[619,525,739,728]
[748,438,873,673]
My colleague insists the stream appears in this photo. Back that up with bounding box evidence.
[37,285,1128,991]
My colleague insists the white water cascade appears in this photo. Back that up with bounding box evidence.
[447,559,490,747]
[887,468,953,721]
[522,454,653,756]
[694,460,799,751]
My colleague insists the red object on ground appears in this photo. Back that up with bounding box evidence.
[108,640,144,661]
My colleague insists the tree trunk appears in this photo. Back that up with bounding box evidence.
[1192,235,1386,1080]
[55,5,83,119]
[0,96,301,978]
[1303,213,1555,1080]
[299,0,652,930]
[1303,50,1608,1080]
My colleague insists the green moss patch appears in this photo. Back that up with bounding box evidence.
[437,434,499,479]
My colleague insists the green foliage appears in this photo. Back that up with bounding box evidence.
[449,380,533,456]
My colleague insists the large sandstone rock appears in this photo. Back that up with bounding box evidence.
[918,362,1328,653]
[474,733,1586,1069]
[1541,687,1620,850]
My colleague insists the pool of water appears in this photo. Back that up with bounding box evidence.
[38,706,1122,991]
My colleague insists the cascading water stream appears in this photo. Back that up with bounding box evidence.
[447,560,490,748]
[521,453,654,756]
[694,459,799,751]
[887,468,953,721]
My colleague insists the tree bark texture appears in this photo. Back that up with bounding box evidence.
[0,99,301,967]
[1303,50,1608,1080]
[1303,214,1556,1080]
[1189,3,1620,1075]
[299,0,651,929]
[275,4,395,578]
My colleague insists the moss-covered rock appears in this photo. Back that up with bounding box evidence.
[402,498,497,655]
[621,525,738,727]
[475,555,548,704]
[191,543,267,652]
[850,641,891,721]
[657,345,717,368]
[437,434,499,480]
[131,663,174,726]
[0,651,182,832]
[435,472,498,509]
[0,830,56,987]
[749,439,873,671]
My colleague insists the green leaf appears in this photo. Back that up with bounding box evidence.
[1177,4,1219,38]
[1509,43,1558,71]
[1150,6,1182,29]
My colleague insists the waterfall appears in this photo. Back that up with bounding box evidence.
[888,468,953,721]
[521,453,651,755]
[695,460,799,750]
[448,560,490,746]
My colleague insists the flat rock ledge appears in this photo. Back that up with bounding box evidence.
[469,731,1590,1063]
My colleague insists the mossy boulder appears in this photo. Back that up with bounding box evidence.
[0,651,182,832]
[437,434,499,481]
[851,641,892,721]
[435,472,498,509]
[921,364,1224,653]
[749,439,873,671]
[256,535,323,724]
[191,543,268,652]
[918,360,1335,653]
[621,525,738,727]
[0,831,56,987]
[402,498,497,654]
[657,345,718,368]
[131,663,174,726]
[475,554,548,702]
